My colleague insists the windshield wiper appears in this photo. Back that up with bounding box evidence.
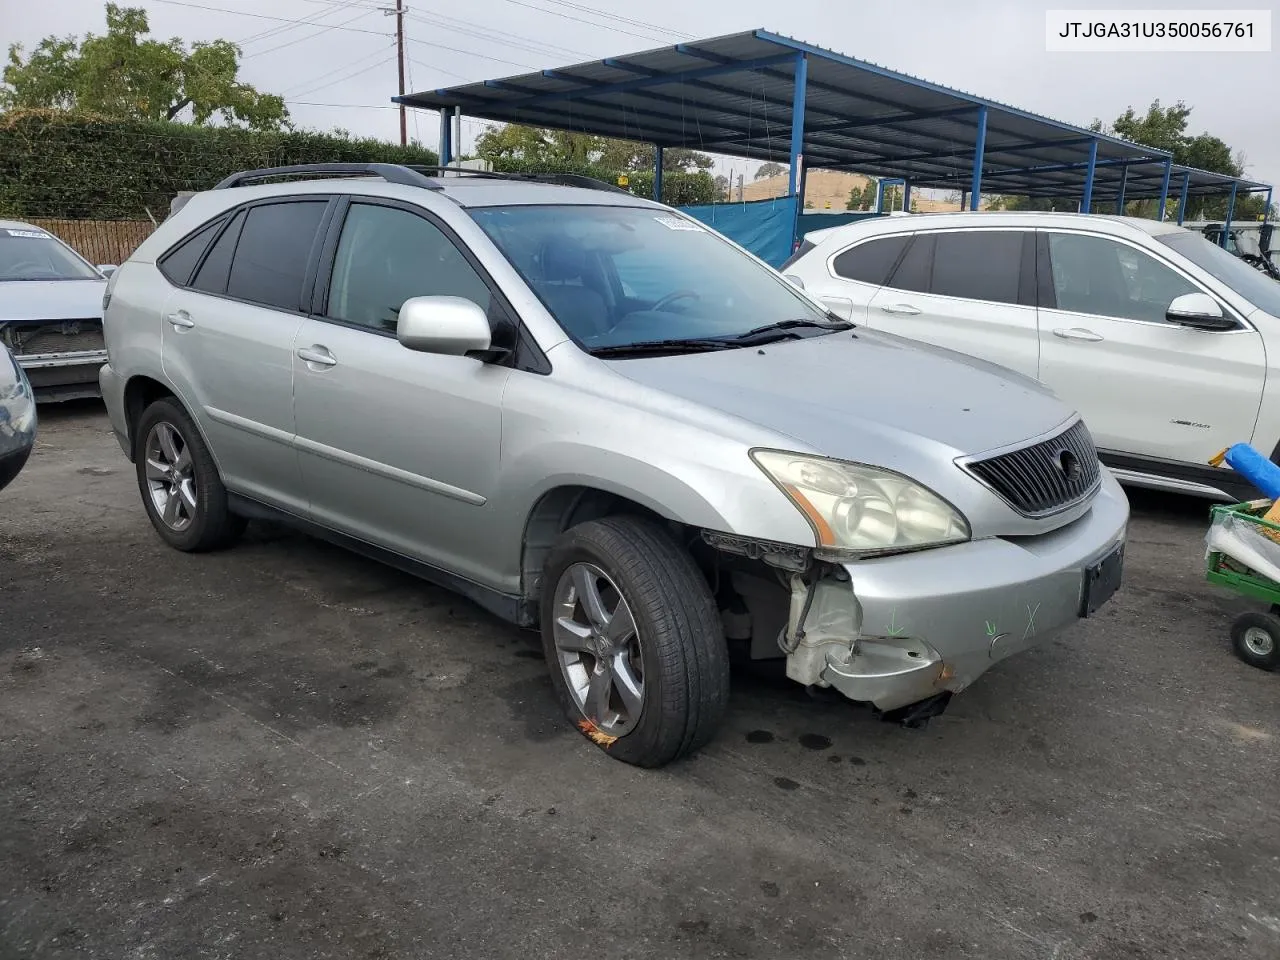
[589,338,737,357]
[725,317,855,345]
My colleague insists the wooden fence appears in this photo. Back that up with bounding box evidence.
[27,218,156,268]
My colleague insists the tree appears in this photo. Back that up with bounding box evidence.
[1,4,287,130]
[754,161,786,180]
[1093,99,1270,220]
[476,123,714,174]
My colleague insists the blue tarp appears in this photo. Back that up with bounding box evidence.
[676,196,800,268]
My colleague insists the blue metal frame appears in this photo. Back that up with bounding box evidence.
[1222,182,1238,247]
[902,181,912,212]
[439,110,452,164]
[969,106,987,211]
[1081,139,1098,212]
[653,145,663,201]
[1114,165,1127,214]
[789,52,807,197]
[1156,159,1172,221]
[1265,187,1274,224]
[1177,171,1191,225]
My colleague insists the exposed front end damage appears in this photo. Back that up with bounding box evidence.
[701,470,1130,721]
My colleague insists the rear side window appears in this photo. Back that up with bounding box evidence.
[930,231,1025,305]
[832,235,910,286]
[886,234,934,293]
[225,201,327,311]
[158,218,223,286]
[191,211,244,295]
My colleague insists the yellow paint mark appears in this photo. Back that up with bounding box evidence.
[577,718,618,748]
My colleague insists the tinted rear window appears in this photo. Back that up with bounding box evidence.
[886,234,934,293]
[930,231,1024,304]
[225,201,327,311]
[191,211,243,295]
[832,235,910,286]
[158,218,223,286]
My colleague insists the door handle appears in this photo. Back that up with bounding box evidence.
[1052,327,1104,342]
[166,310,195,329]
[297,345,337,367]
[880,303,921,316]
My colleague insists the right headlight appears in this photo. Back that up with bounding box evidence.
[751,449,970,560]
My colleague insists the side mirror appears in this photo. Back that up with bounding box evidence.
[1166,292,1234,331]
[97,264,117,278]
[783,273,805,290]
[397,296,493,356]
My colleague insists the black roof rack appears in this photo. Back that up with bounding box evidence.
[399,166,631,194]
[213,163,443,191]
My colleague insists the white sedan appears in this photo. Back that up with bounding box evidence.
[783,211,1280,500]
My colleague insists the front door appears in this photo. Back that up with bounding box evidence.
[292,199,511,584]
[1035,229,1266,466]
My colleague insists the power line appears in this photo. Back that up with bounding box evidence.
[237,0,361,46]
[406,57,473,84]
[246,9,379,58]
[404,11,590,61]
[143,0,390,37]
[403,36,538,70]
[530,0,686,40]
[285,48,398,98]
[286,99,399,108]
[486,0,687,43]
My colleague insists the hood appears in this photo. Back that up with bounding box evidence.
[610,328,1074,460]
[0,279,106,325]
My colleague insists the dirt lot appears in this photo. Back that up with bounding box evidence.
[2,403,1278,960]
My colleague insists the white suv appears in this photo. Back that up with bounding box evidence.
[784,212,1280,500]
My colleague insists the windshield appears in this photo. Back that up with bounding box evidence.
[0,228,99,281]
[468,204,830,351]
[1157,230,1280,316]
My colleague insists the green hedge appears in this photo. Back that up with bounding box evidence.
[0,110,439,220]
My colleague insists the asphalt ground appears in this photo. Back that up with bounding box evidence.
[2,401,1277,960]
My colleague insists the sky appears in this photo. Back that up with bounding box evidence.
[1,0,1276,196]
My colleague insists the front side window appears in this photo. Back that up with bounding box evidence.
[831,235,910,286]
[468,205,830,349]
[0,227,99,281]
[1046,232,1198,324]
[327,203,490,332]
[225,201,327,311]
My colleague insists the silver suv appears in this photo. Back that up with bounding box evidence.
[99,163,1128,767]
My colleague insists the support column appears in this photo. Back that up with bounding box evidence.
[1264,187,1273,223]
[876,179,887,213]
[788,52,808,198]
[1081,139,1098,213]
[902,180,912,212]
[653,146,663,202]
[1222,182,1238,247]
[439,109,452,165]
[1177,172,1191,225]
[1156,158,1172,221]
[969,106,987,211]
[1114,165,1127,214]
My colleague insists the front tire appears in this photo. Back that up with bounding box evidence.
[134,398,245,552]
[540,517,730,767]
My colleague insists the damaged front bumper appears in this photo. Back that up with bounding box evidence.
[783,472,1129,712]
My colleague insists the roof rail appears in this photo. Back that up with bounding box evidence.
[213,163,443,191]
[400,166,631,195]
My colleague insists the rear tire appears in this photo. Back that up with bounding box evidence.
[540,516,730,767]
[134,398,245,552]
[1230,611,1280,671]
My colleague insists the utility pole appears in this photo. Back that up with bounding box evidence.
[382,1,407,146]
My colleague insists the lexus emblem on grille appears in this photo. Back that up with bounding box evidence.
[1055,448,1082,481]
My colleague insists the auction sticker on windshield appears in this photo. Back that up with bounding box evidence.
[654,216,703,232]
[2,229,54,239]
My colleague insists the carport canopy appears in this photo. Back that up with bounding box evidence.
[397,28,1271,221]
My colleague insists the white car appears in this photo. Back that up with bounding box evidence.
[783,212,1280,500]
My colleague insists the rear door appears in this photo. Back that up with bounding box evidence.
[798,231,911,320]
[1035,228,1266,465]
[863,228,1040,379]
[160,196,332,513]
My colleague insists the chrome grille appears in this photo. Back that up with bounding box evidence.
[2,320,105,356]
[962,420,1101,517]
